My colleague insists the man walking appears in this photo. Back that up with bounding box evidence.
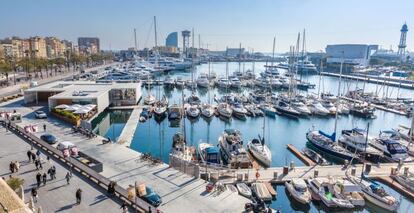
[31,188,38,203]
[43,124,46,132]
[65,172,72,185]
[34,160,39,170]
[27,150,32,162]
[36,172,42,188]
[51,165,56,179]
[42,172,47,186]
[76,188,82,205]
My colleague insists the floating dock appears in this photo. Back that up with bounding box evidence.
[286,144,316,166]
[374,176,414,200]
[264,182,277,197]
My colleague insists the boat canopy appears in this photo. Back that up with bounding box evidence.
[205,146,219,154]
[318,130,336,142]
[292,179,307,189]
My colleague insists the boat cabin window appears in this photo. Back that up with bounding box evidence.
[387,143,407,154]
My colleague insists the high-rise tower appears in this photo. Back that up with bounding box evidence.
[181,30,191,58]
[397,23,408,60]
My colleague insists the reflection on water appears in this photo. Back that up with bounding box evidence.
[91,109,132,141]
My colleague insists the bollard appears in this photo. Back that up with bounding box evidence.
[398,159,403,169]
[391,167,397,175]
[290,161,295,170]
[207,172,211,181]
[314,170,319,178]
[351,167,356,176]
[273,171,278,179]
[245,173,249,181]
[283,166,289,175]
[365,163,372,174]
[404,167,409,176]
[237,173,243,181]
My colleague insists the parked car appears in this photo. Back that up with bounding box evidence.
[40,134,57,144]
[141,187,162,207]
[56,141,75,151]
[35,110,47,119]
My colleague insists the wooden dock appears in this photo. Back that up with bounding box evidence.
[263,182,277,197]
[374,176,414,200]
[247,151,262,170]
[286,144,316,166]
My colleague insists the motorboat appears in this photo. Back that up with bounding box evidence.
[259,104,277,117]
[285,178,312,205]
[274,101,301,118]
[381,129,414,156]
[139,107,150,122]
[218,129,251,169]
[247,136,272,167]
[163,76,175,88]
[251,182,272,201]
[144,94,156,105]
[309,101,330,116]
[168,104,182,120]
[244,104,264,117]
[196,73,210,88]
[175,77,185,88]
[334,179,365,207]
[371,136,411,163]
[249,92,267,104]
[306,130,357,162]
[186,93,201,105]
[217,77,231,89]
[348,175,399,211]
[229,76,242,89]
[291,101,311,116]
[217,103,233,118]
[349,104,376,119]
[236,183,252,198]
[200,103,215,118]
[338,128,383,162]
[198,142,220,165]
[308,178,354,208]
[153,103,167,117]
[186,105,200,118]
[295,59,318,75]
[232,103,248,119]
[302,148,329,166]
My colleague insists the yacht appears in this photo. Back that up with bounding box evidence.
[277,62,289,70]
[309,101,330,116]
[175,77,185,88]
[285,178,311,205]
[291,101,311,116]
[295,59,318,75]
[348,175,399,211]
[308,178,354,208]
[247,136,272,167]
[306,130,357,162]
[334,179,365,207]
[168,104,182,120]
[154,102,167,117]
[186,105,200,118]
[231,103,247,119]
[338,128,383,162]
[217,103,233,118]
[218,129,252,169]
[144,94,156,105]
[186,93,201,105]
[371,136,411,162]
[274,101,301,118]
[229,77,242,89]
[217,77,230,89]
[260,104,277,117]
[244,104,264,117]
[200,103,215,118]
[196,73,210,88]
[163,76,175,88]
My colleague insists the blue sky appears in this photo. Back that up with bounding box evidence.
[0,0,411,52]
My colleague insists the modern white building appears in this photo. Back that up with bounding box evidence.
[24,81,141,114]
[325,44,378,66]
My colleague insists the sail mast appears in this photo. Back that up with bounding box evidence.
[271,37,276,67]
[333,51,344,141]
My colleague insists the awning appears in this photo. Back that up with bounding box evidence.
[55,104,69,109]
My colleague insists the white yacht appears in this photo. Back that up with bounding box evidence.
[196,73,210,88]
[308,178,354,209]
[247,137,272,167]
[186,105,200,118]
[218,129,252,169]
[285,178,311,205]
[217,103,233,118]
[200,103,215,118]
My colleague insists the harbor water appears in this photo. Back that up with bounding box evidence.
[93,62,413,212]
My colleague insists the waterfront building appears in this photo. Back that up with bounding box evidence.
[166,32,178,47]
[325,44,378,67]
[1,43,13,58]
[29,36,48,58]
[24,81,141,114]
[78,37,100,54]
[226,47,245,58]
[46,37,67,58]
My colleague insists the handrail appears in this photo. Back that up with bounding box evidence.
[4,122,158,213]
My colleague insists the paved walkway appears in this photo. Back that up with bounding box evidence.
[0,127,130,213]
[0,98,250,212]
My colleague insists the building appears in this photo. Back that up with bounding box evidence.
[29,36,48,58]
[24,81,141,114]
[181,30,191,57]
[226,47,245,57]
[325,44,378,66]
[166,32,178,47]
[2,43,13,58]
[45,37,67,58]
[78,37,100,54]
[0,178,33,213]
[397,23,408,60]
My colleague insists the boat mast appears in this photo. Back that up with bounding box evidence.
[333,51,344,141]
[317,59,323,97]
[154,16,158,67]
[238,43,242,73]
[271,37,275,68]
[208,58,211,105]
[361,122,370,178]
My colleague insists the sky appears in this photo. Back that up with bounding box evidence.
[0,0,412,52]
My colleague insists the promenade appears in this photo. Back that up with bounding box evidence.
[0,127,129,212]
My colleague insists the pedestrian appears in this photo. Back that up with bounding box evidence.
[46,156,50,164]
[148,206,152,213]
[36,172,42,188]
[75,188,82,205]
[9,161,14,173]
[120,202,128,213]
[51,166,56,179]
[34,160,39,170]
[31,188,38,202]
[31,153,36,162]
[14,161,20,172]
[36,150,41,157]
[42,173,47,186]
[27,150,32,162]
[38,159,43,170]
[65,172,72,185]
[43,124,46,132]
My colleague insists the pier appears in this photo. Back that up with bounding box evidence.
[117,107,143,145]
[320,72,414,90]
[286,144,316,166]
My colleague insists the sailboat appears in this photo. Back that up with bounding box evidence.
[201,59,215,118]
[217,61,233,119]
[247,116,272,167]
[306,52,357,162]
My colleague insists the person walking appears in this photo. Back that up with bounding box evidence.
[34,160,39,170]
[36,172,42,188]
[31,188,38,202]
[14,161,20,172]
[9,161,14,173]
[43,124,46,132]
[42,173,47,186]
[65,172,72,185]
[38,159,43,170]
[27,150,32,162]
[36,150,41,157]
[47,167,53,179]
[51,166,56,179]
[31,153,36,163]
[76,188,82,205]
[120,202,128,213]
